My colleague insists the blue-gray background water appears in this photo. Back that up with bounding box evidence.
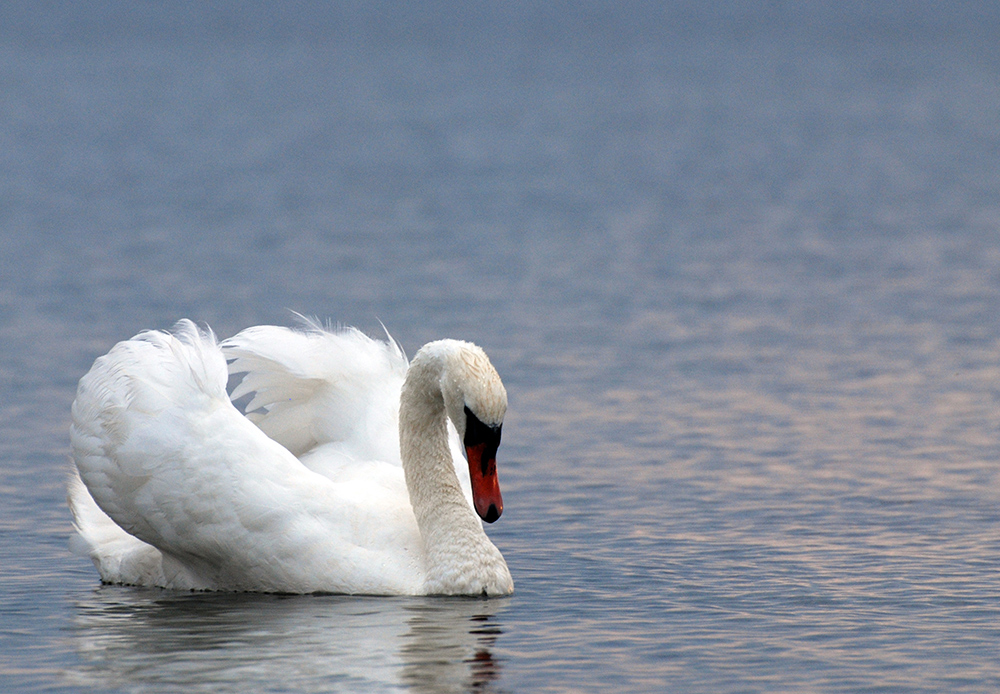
[2,2,999,692]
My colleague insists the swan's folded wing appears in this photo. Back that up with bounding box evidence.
[69,322,346,591]
[221,322,408,463]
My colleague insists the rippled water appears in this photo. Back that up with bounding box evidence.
[3,2,1000,692]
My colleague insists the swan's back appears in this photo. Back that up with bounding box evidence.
[69,321,426,594]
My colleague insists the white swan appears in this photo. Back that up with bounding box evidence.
[67,319,513,596]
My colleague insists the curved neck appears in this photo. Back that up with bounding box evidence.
[399,351,472,531]
[398,347,511,595]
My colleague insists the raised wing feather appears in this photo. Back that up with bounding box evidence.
[221,321,408,465]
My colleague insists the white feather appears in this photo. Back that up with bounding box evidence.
[68,319,511,595]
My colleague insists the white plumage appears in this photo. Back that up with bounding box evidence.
[68,319,513,595]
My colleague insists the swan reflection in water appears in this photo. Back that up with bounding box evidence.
[66,586,509,693]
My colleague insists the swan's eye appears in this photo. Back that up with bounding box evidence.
[464,405,502,468]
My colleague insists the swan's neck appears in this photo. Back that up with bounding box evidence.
[399,349,511,595]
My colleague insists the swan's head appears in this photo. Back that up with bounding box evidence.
[433,341,508,524]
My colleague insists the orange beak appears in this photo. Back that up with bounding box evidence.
[465,442,503,523]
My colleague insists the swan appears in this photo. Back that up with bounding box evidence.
[67,319,513,596]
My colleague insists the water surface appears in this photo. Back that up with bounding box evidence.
[2,2,1000,692]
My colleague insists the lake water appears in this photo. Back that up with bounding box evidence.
[2,2,1000,691]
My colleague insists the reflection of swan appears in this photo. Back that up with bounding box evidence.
[68,320,513,595]
[400,601,505,693]
[66,587,508,693]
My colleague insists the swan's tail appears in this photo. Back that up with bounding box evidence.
[67,468,166,585]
